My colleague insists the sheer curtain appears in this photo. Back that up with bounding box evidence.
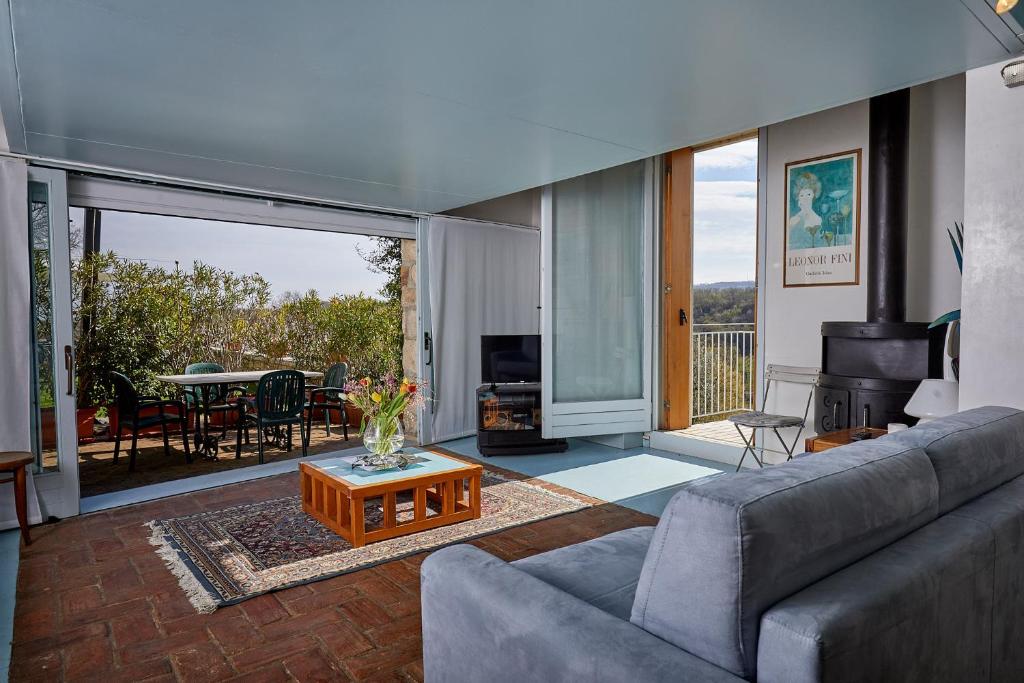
[551,160,645,404]
[426,217,540,443]
[0,158,30,452]
[0,157,42,529]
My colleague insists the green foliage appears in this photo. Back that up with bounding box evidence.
[693,286,755,324]
[356,236,403,303]
[71,254,402,407]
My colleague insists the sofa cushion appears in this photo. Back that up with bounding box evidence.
[512,526,654,620]
[944,474,1024,682]
[887,406,1024,514]
[757,510,994,683]
[630,438,939,679]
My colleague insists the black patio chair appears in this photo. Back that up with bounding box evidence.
[305,362,349,442]
[236,370,307,464]
[110,372,191,472]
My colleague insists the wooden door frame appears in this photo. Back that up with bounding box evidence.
[660,148,694,431]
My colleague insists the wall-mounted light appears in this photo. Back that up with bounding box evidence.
[1003,60,1024,88]
[996,0,1019,14]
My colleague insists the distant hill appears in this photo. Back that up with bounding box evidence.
[693,281,755,324]
[694,280,755,290]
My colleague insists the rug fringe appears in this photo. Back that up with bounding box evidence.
[145,520,219,614]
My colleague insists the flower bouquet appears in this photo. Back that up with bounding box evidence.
[344,374,425,471]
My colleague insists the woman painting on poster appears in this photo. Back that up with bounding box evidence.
[784,149,861,287]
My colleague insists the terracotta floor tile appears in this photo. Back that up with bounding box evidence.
[282,648,351,682]
[63,635,114,679]
[239,594,290,626]
[170,641,236,681]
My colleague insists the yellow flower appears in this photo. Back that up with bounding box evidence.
[371,392,382,403]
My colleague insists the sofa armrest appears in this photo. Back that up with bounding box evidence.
[421,544,743,683]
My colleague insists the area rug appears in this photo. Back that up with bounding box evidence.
[146,469,589,613]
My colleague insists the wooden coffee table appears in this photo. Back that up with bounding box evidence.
[300,449,483,547]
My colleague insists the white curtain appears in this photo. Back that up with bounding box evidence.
[0,158,30,452]
[0,157,42,529]
[551,160,645,403]
[426,217,540,443]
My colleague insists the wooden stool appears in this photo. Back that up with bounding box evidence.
[0,451,34,545]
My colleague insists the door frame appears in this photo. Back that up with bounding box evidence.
[660,133,762,432]
[27,166,80,519]
[660,148,694,431]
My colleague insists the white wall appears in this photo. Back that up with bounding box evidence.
[443,187,541,228]
[759,77,965,453]
[907,75,966,323]
[960,60,1024,410]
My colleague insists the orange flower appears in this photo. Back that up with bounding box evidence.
[399,384,409,395]
[407,384,418,394]
[359,377,371,387]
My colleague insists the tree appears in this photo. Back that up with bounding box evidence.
[357,237,402,303]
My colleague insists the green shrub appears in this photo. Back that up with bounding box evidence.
[72,253,402,406]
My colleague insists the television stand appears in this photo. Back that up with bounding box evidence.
[476,383,568,456]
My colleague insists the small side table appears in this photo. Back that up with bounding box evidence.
[0,451,34,545]
[805,428,888,454]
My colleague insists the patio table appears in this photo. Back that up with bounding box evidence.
[156,370,323,458]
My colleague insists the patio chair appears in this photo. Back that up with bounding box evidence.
[304,362,349,443]
[183,361,249,448]
[728,364,819,472]
[110,372,191,472]
[235,370,308,464]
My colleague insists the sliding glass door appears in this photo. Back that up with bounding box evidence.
[541,159,656,438]
[27,167,79,518]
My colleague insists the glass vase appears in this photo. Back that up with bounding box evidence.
[362,417,405,459]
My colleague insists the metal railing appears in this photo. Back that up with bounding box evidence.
[692,323,756,422]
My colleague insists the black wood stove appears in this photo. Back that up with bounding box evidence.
[815,89,947,433]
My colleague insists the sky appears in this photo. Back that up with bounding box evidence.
[69,208,389,300]
[693,138,758,285]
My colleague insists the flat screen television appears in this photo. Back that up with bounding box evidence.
[481,334,541,384]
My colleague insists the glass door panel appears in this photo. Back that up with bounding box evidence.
[541,159,655,438]
[27,167,79,518]
[551,161,645,403]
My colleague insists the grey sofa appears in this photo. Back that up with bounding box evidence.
[421,406,1024,682]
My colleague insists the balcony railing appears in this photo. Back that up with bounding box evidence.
[692,323,756,422]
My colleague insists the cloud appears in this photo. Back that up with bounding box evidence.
[692,179,757,284]
[694,138,758,171]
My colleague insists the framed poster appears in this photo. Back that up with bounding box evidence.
[784,149,861,287]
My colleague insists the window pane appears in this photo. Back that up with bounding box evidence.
[29,181,59,473]
[551,161,645,403]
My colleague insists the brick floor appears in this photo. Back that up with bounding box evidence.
[11,455,656,681]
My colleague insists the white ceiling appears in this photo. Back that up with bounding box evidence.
[0,1,1021,213]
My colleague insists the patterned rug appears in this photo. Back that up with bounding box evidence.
[147,468,589,612]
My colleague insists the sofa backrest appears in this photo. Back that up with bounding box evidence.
[630,438,939,679]
[887,406,1024,514]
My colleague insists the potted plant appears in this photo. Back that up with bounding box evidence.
[929,222,963,380]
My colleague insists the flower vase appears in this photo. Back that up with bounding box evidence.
[359,417,405,469]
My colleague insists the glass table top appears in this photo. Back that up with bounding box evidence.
[308,448,469,486]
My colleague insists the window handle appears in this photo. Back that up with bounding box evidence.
[64,345,74,396]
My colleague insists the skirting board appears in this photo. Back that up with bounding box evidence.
[580,433,644,450]
[648,430,755,469]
